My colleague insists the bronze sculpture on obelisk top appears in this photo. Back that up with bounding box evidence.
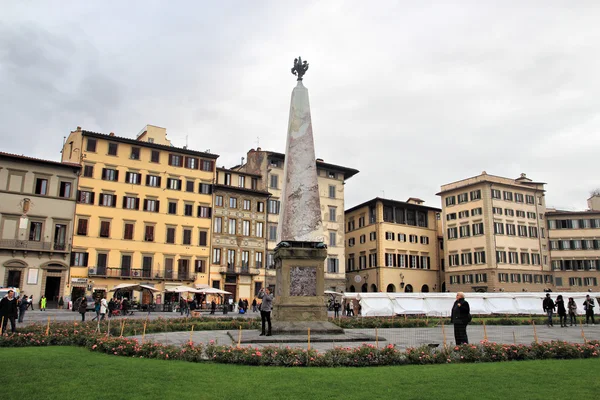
[270,57,343,334]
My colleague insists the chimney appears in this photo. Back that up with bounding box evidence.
[588,194,600,211]
[109,132,115,137]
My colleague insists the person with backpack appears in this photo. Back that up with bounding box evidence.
[543,293,555,327]
[451,292,471,345]
[583,295,595,325]
[568,297,578,326]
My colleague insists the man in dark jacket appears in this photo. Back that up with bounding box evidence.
[0,290,19,333]
[451,292,470,345]
[543,293,555,327]
[258,288,273,336]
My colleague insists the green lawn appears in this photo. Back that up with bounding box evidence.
[2,347,599,400]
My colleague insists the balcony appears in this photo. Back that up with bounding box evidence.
[218,264,260,276]
[0,239,69,252]
[88,267,196,281]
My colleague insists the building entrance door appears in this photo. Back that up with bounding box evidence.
[7,270,22,288]
[44,276,61,307]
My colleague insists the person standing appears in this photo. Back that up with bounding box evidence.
[210,300,216,315]
[108,298,115,318]
[348,300,355,317]
[583,295,595,325]
[179,297,186,316]
[333,300,341,318]
[451,292,471,345]
[78,297,88,322]
[556,295,567,327]
[18,295,28,323]
[568,297,577,326]
[28,295,34,310]
[543,293,555,327]
[100,296,108,321]
[0,289,18,334]
[252,298,257,313]
[40,295,47,311]
[91,299,101,321]
[258,288,273,336]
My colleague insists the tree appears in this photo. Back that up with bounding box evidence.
[591,188,600,197]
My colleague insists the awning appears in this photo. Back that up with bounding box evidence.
[110,283,159,292]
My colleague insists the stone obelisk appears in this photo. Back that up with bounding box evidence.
[271,57,342,334]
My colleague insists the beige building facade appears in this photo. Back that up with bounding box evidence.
[438,172,552,293]
[210,167,270,303]
[60,125,218,305]
[235,148,358,293]
[0,152,80,306]
[344,198,443,293]
[548,195,600,291]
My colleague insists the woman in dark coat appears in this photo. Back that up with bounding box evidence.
[78,297,88,322]
[556,295,567,327]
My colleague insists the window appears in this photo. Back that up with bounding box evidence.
[146,175,161,187]
[198,206,211,218]
[238,175,245,188]
[183,229,192,245]
[212,248,222,265]
[72,252,89,266]
[531,253,541,265]
[450,275,460,284]
[102,168,118,181]
[527,212,536,219]
[99,221,111,238]
[398,233,406,242]
[166,227,176,244]
[151,150,160,163]
[228,219,237,235]
[214,217,222,233]
[199,183,212,194]
[270,174,278,189]
[459,225,470,238]
[458,211,469,219]
[528,226,538,238]
[493,207,503,215]
[255,252,263,269]
[457,193,468,203]
[329,207,336,222]
[242,220,250,236]
[447,213,457,221]
[496,251,506,263]
[256,222,264,238]
[75,219,87,236]
[517,225,528,237]
[348,237,356,246]
[385,232,395,240]
[124,223,134,240]
[59,182,72,198]
[243,200,251,211]
[505,209,514,217]
[143,199,159,212]
[446,196,456,206]
[195,259,206,273]
[329,231,337,247]
[407,234,417,243]
[493,222,504,235]
[201,160,213,171]
[358,216,365,227]
[447,227,458,239]
[491,189,501,199]
[471,208,482,216]
[167,178,182,190]
[328,185,336,199]
[360,234,366,244]
[168,202,177,215]
[269,225,278,241]
[199,231,208,246]
[462,274,473,284]
[267,199,280,214]
[186,181,194,192]
[257,202,264,213]
[370,232,377,241]
[26,221,43,243]
[526,195,535,204]
[125,172,141,185]
[130,147,140,160]
[99,193,116,207]
[35,178,48,195]
[164,258,174,278]
[86,138,97,152]
[229,197,237,208]
[461,253,472,265]
[267,253,276,269]
[327,258,339,273]
[185,157,198,169]
[471,250,485,264]
[510,273,521,283]
[475,273,487,283]
[498,273,509,283]
[508,251,518,264]
[251,178,258,190]
[514,193,524,203]
[520,252,530,265]
[419,236,429,245]
[122,196,139,210]
[369,253,378,267]
[516,210,525,218]
[227,250,236,267]
[144,225,154,242]
[470,190,481,201]
[503,191,513,201]
[472,222,484,235]
[184,204,193,216]
[83,165,94,177]
[168,154,182,167]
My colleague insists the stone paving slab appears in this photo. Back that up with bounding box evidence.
[227,329,380,344]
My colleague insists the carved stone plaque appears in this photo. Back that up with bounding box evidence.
[290,266,317,296]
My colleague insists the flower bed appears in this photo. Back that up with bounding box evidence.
[330,316,551,329]
[1,326,598,367]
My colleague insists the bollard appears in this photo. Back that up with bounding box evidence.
[513,331,516,345]
[237,325,242,348]
[483,320,488,341]
[142,320,147,343]
[1,316,4,335]
[120,320,125,337]
[532,321,538,344]
[307,328,311,351]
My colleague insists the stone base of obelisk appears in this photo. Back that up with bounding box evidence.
[270,242,344,335]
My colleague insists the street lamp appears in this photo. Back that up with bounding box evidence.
[400,273,405,289]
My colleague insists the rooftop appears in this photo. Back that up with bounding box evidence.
[437,172,546,195]
[345,197,441,214]
[0,151,81,170]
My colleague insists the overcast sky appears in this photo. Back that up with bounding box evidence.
[1,1,599,211]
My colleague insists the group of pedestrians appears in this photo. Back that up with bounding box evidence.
[0,291,49,332]
[543,293,595,327]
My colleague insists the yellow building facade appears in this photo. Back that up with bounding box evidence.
[438,172,552,293]
[344,198,443,293]
[210,168,270,303]
[548,195,600,291]
[60,125,218,304]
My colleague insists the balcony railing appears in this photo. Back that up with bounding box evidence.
[0,239,69,252]
[219,264,259,275]
[88,267,195,281]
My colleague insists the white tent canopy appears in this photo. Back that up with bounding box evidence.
[350,292,600,317]
[110,283,159,292]
[197,287,231,295]
[165,285,200,293]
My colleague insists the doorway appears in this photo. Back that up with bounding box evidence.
[44,276,61,306]
[7,270,22,288]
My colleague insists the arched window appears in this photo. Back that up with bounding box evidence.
[386,284,396,292]
[441,282,446,293]
[421,284,429,293]
[361,283,368,292]
[349,285,356,292]
[404,284,413,293]
[370,284,378,292]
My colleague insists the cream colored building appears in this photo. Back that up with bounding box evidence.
[438,172,552,293]
[210,167,270,303]
[344,197,443,293]
[60,125,218,305]
[0,152,79,307]
[548,195,600,291]
[234,148,359,292]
